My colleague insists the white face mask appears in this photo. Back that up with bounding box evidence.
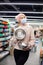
[21,18,27,24]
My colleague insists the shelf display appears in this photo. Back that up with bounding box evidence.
[39,28,43,65]
[0,51,9,60]
[0,18,11,60]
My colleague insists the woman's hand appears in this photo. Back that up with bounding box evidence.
[23,44,35,51]
[23,45,31,51]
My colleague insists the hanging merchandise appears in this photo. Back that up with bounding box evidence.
[0,25,4,27]
[0,29,3,32]
[0,20,2,23]
[2,21,8,25]
[0,34,3,37]
[3,26,8,29]
[2,42,8,46]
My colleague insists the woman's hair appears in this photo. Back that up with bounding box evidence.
[15,13,26,20]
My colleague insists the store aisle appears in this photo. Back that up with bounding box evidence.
[0,43,41,65]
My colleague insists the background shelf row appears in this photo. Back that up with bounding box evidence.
[0,18,11,60]
[0,36,11,41]
[0,51,9,60]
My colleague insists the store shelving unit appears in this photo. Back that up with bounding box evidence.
[39,28,43,65]
[0,18,11,60]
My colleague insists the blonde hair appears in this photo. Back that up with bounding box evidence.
[15,13,26,20]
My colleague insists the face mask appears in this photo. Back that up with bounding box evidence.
[21,18,27,24]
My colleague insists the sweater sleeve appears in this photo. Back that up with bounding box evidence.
[28,26,35,48]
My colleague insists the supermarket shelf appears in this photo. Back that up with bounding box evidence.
[0,32,10,34]
[0,36,11,41]
[0,42,9,48]
[0,51,9,61]
[0,34,10,37]
[0,25,10,28]
[0,18,11,61]
[0,25,4,27]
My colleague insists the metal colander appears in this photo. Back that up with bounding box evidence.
[15,28,26,40]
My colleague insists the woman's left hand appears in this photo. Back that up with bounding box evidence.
[23,44,35,51]
[23,45,31,51]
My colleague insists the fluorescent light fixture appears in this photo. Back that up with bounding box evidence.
[0,3,43,5]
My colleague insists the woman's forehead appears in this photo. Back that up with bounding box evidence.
[20,14,26,18]
[22,14,25,17]
[15,13,26,19]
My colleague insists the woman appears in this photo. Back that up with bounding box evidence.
[10,13,35,65]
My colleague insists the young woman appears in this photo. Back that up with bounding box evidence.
[10,13,35,65]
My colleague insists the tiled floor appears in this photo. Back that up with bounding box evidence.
[0,43,42,65]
